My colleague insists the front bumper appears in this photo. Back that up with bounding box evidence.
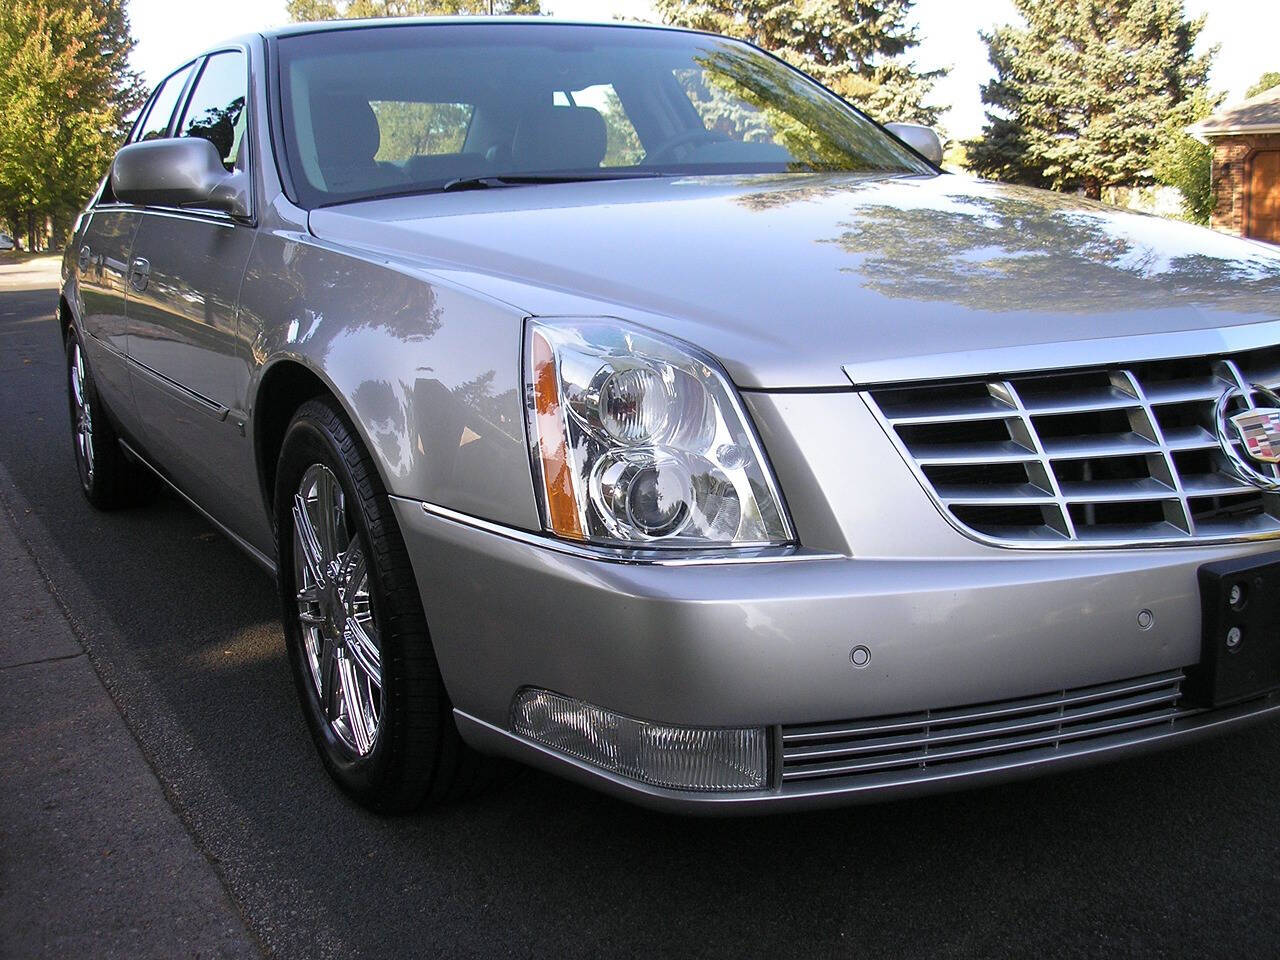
[391,496,1280,813]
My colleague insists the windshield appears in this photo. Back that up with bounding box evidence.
[275,22,934,207]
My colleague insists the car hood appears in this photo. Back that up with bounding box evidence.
[308,173,1280,388]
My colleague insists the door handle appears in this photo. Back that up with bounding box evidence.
[128,257,150,292]
[78,245,91,271]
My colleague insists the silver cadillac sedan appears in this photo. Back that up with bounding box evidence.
[61,18,1280,813]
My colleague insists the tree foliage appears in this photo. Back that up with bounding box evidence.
[1246,72,1280,99]
[286,0,539,19]
[968,0,1214,199]
[0,0,143,249]
[652,0,945,126]
[1150,88,1216,224]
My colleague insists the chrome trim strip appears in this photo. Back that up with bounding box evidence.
[843,318,1280,387]
[84,328,127,360]
[125,354,230,420]
[119,439,277,575]
[409,498,843,566]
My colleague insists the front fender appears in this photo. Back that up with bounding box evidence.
[240,230,540,531]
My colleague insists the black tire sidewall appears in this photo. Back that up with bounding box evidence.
[64,329,96,498]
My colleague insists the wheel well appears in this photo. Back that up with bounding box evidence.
[254,361,330,521]
[58,296,73,343]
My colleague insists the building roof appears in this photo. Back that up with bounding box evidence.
[1191,86,1280,140]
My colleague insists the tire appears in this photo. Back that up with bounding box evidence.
[65,327,158,509]
[274,397,499,812]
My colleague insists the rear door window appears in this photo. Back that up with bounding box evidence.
[134,63,195,143]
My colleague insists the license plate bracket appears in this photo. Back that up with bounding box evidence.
[1186,553,1280,707]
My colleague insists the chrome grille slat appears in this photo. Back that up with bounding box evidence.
[911,441,1039,466]
[1039,434,1162,459]
[785,687,1186,762]
[781,671,1186,783]
[868,346,1280,547]
[784,670,1184,743]
[1056,477,1176,501]
[1142,380,1227,405]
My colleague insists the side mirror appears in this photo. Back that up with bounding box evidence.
[884,123,944,166]
[111,138,250,219]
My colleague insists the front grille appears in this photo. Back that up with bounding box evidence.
[782,671,1186,784]
[868,347,1280,546]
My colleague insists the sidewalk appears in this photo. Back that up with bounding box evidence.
[0,496,262,959]
[0,253,61,293]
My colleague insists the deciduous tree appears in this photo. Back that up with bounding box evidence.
[968,0,1214,199]
[1151,88,1219,224]
[652,0,945,126]
[1245,72,1280,99]
[0,0,143,249]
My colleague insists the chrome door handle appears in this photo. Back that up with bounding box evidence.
[78,245,91,271]
[128,257,150,292]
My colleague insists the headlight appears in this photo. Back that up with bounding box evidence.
[524,318,793,548]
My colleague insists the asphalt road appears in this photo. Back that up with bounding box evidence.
[3,265,1280,959]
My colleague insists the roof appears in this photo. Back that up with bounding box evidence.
[1191,86,1280,140]
[260,16,670,41]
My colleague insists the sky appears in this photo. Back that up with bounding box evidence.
[128,0,1279,139]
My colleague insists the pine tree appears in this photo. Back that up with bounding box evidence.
[0,0,144,249]
[652,0,945,126]
[968,0,1214,199]
[286,0,539,19]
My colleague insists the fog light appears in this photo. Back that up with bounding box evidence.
[511,689,769,792]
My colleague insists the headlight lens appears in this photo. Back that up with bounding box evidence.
[525,319,793,548]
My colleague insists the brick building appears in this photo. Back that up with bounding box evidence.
[1191,87,1280,244]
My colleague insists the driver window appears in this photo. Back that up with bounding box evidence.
[178,51,249,172]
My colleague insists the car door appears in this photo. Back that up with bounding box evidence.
[76,61,196,436]
[125,49,261,537]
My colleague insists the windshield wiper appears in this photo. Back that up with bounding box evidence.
[439,173,663,192]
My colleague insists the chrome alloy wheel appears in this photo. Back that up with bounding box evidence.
[292,463,383,756]
[69,340,94,485]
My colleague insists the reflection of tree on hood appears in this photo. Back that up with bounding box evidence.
[731,176,1280,315]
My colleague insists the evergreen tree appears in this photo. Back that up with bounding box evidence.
[652,0,945,126]
[287,0,539,19]
[0,0,144,249]
[968,0,1214,199]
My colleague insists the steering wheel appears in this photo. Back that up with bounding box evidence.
[641,129,729,165]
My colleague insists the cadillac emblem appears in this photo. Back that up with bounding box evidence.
[1215,384,1280,491]
[1231,408,1280,464]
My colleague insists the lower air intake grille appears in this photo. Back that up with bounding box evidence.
[867,347,1280,546]
[781,671,1186,784]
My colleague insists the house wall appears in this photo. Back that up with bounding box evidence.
[1211,133,1280,237]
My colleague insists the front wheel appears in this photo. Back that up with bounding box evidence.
[275,398,499,812]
